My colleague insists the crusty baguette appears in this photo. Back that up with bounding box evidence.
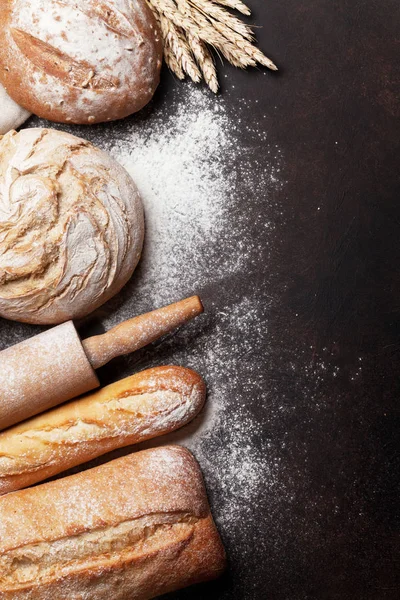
[0,366,205,496]
[0,446,226,599]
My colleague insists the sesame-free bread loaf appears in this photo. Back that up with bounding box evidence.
[0,366,206,496]
[0,446,226,599]
[0,128,144,324]
[0,0,163,124]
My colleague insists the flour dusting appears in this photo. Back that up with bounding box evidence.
[106,88,236,307]
[89,85,287,573]
[16,84,286,589]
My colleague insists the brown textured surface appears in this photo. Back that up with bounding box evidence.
[0,446,226,599]
[0,366,206,495]
[0,1,398,599]
[0,0,163,124]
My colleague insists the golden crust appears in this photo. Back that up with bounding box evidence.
[0,366,206,495]
[0,0,163,124]
[0,128,144,324]
[0,446,226,599]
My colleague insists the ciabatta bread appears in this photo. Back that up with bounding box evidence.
[0,366,206,495]
[0,128,144,324]
[0,446,226,599]
[0,0,162,124]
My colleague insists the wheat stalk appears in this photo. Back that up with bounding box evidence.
[212,0,251,16]
[189,0,254,41]
[146,0,277,92]
[159,14,202,82]
[187,32,219,92]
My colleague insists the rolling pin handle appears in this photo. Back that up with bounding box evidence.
[82,295,204,370]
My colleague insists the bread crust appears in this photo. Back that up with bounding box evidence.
[0,0,163,124]
[0,446,226,599]
[0,128,144,324]
[0,366,206,495]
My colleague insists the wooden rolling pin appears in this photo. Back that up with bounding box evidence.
[0,296,203,431]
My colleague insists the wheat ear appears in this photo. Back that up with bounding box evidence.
[211,19,277,70]
[186,1,276,69]
[187,32,219,92]
[149,0,256,67]
[174,0,220,91]
[188,0,254,41]
[154,11,184,79]
[184,3,258,67]
[211,0,251,16]
[164,41,186,79]
[160,14,202,82]
[146,0,278,89]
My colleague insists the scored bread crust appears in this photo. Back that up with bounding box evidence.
[0,366,206,496]
[0,446,226,599]
[0,128,144,325]
[0,0,163,124]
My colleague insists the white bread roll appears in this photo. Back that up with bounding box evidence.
[0,128,144,324]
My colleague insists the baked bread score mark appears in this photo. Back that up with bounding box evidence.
[0,446,226,599]
[55,0,140,39]
[0,128,144,324]
[0,0,163,123]
[11,29,120,91]
[0,366,206,494]
[0,512,199,589]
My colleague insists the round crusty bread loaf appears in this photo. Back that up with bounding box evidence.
[0,0,163,124]
[0,83,31,135]
[0,128,144,325]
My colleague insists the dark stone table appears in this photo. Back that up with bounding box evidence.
[1,1,399,599]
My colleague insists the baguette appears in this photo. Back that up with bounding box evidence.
[0,446,226,599]
[0,366,205,496]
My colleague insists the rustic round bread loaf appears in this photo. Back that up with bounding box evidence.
[0,83,31,134]
[0,0,163,124]
[0,128,144,325]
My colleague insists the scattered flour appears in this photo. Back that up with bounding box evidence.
[17,84,286,586]
[101,86,283,312]
[93,85,287,568]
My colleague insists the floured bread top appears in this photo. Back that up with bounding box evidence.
[0,0,163,124]
[0,128,144,325]
[0,446,228,597]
